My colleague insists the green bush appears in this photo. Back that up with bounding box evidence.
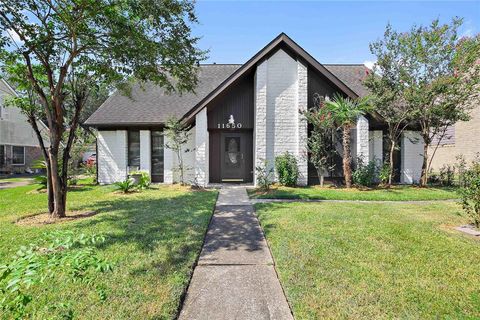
[114,178,136,193]
[378,162,390,185]
[275,152,299,187]
[129,170,151,189]
[439,164,455,186]
[353,158,377,187]
[256,160,274,191]
[460,161,480,228]
[0,231,112,318]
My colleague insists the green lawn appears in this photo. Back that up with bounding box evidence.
[0,182,217,319]
[256,201,480,319]
[248,185,459,201]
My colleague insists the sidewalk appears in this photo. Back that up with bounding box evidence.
[179,186,293,320]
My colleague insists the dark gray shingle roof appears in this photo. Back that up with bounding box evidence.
[324,64,371,97]
[85,63,370,127]
[324,64,372,97]
[84,64,241,126]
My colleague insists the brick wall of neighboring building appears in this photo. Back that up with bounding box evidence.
[0,145,43,173]
[429,104,480,170]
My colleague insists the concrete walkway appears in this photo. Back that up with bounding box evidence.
[179,186,293,320]
[0,179,32,190]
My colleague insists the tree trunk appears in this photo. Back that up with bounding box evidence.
[46,163,54,214]
[420,142,429,187]
[342,125,352,188]
[388,140,396,186]
[48,138,67,218]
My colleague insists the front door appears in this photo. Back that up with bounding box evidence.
[221,132,248,182]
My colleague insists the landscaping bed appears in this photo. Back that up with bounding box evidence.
[248,185,459,201]
[0,182,217,319]
[256,201,480,319]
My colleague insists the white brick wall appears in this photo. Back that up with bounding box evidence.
[253,49,308,186]
[254,60,268,184]
[97,130,127,184]
[164,135,174,184]
[139,130,151,175]
[356,115,369,163]
[297,60,308,186]
[401,131,424,184]
[195,109,209,186]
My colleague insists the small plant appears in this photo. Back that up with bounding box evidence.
[256,159,274,191]
[439,164,455,186]
[129,170,151,189]
[352,158,377,187]
[0,231,112,318]
[33,175,48,189]
[275,152,299,187]
[82,162,97,183]
[378,162,390,186]
[115,178,136,193]
[460,160,480,228]
[455,154,468,187]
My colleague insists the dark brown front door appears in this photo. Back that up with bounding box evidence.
[220,132,251,182]
[151,131,164,183]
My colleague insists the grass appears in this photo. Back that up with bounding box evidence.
[0,181,217,319]
[248,185,459,201]
[256,201,480,319]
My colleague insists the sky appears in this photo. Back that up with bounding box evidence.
[193,1,480,67]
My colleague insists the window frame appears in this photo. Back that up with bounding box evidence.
[127,130,141,168]
[12,145,25,165]
[0,145,5,167]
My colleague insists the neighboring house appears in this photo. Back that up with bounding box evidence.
[0,79,48,174]
[85,33,424,186]
[429,102,480,170]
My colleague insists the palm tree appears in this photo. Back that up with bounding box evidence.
[323,94,371,188]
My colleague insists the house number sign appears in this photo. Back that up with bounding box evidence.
[217,114,242,129]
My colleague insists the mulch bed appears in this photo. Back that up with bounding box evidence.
[16,211,98,226]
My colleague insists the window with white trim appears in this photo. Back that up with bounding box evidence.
[12,146,25,165]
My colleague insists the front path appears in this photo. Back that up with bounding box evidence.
[179,186,293,320]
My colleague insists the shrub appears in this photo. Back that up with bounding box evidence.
[275,152,299,187]
[33,175,48,189]
[460,161,480,228]
[82,162,97,183]
[129,170,151,189]
[256,160,274,191]
[455,154,468,187]
[115,178,136,193]
[439,164,455,186]
[0,231,112,318]
[353,158,377,187]
[378,162,390,186]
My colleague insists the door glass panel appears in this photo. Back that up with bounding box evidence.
[225,137,240,168]
[151,131,164,180]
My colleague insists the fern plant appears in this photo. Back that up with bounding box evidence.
[115,178,136,193]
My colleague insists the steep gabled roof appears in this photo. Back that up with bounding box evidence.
[85,33,370,127]
[181,33,360,123]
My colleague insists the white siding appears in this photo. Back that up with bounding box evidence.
[401,131,424,184]
[369,130,383,165]
[0,79,46,147]
[97,130,127,184]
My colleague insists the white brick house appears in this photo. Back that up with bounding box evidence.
[85,33,424,186]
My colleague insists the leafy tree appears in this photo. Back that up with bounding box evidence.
[395,18,480,186]
[302,93,338,186]
[164,117,192,185]
[364,24,414,186]
[0,0,206,217]
[323,94,371,188]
